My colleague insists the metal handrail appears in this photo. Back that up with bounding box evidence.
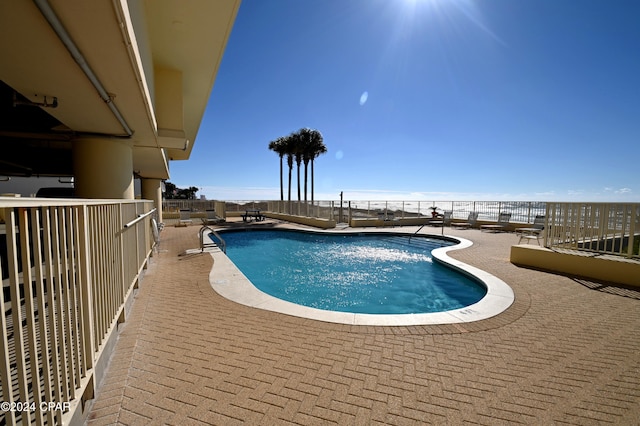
[408,224,427,243]
[124,208,157,228]
[409,217,445,242]
[199,225,226,253]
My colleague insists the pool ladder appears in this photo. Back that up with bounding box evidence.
[199,225,226,253]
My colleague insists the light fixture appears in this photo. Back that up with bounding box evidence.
[13,91,58,108]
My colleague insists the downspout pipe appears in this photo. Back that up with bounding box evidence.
[33,0,134,137]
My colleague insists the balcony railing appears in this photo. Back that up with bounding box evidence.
[545,202,639,259]
[1,198,155,425]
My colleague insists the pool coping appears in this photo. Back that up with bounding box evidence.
[204,228,515,326]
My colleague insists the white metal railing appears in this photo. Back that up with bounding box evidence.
[221,200,546,224]
[545,202,639,259]
[163,199,217,213]
[225,200,270,214]
[346,200,546,223]
[165,199,639,259]
[265,200,337,220]
[0,198,155,425]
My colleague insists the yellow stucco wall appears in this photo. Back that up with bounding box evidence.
[511,245,640,287]
[264,212,336,229]
[350,217,432,227]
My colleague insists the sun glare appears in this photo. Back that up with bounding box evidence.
[397,0,506,46]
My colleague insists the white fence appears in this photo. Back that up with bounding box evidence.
[345,200,546,223]
[163,199,218,213]
[220,200,546,224]
[0,198,155,425]
[545,202,639,259]
[164,199,639,260]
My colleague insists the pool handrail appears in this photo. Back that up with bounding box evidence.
[409,219,444,242]
[200,225,226,253]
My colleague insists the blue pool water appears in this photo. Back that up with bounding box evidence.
[219,230,487,315]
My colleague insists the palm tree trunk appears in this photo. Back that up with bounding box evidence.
[287,156,293,206]
[296,162,301,201]
[311,159,315,203]
[303,161,309,203]
[287,162,292,202]
[279,155,284,201]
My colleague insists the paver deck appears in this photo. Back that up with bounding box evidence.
[87,221,640,425]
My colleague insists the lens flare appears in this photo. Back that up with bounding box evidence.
[359,91,368,106]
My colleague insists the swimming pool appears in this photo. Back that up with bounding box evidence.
[219,230,486,315]
[207,228,514,326]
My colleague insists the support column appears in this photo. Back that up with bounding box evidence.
[73,138,134,199]
[141,178,163,223]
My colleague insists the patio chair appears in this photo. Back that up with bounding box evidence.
[178,209,193,226]
[384,211,399,227]
[480,212,511,232]
[451,212,478,229]
[202,209,225,225]
[442,210,452,226]
[517,215,545,245]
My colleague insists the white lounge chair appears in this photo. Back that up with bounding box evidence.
[451,212,478,229]
[178,209,193,226]
[202,209,225,225]
[517,215,545,244]
[481,212,511,232]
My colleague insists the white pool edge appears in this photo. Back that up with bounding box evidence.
[205,230,515,326]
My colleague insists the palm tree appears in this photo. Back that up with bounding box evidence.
[311,141,327,202]
[299,128,326,203]
[298,128,312,203]
[288,130,304,202]
[268,136,287,201]
[283,135,296,202]
[269,129,325,206]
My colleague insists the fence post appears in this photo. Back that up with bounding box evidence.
[77,205,96,369]
[0,208,16,425]
[6,208,33,424]
[628,205,636,258]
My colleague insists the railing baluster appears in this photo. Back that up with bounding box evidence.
[632,205,638,257]
[31,208,56,426]
[0,208,16,426]
[18,208,45,425]
[42,207,64,424]
[77,205,95,370]
[7,208,32,424]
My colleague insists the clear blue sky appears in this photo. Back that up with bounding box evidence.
[170,0,640,202]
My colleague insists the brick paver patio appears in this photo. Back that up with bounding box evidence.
[87,222,640,425]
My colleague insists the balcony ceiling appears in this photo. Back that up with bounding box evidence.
[0,0,239,179]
